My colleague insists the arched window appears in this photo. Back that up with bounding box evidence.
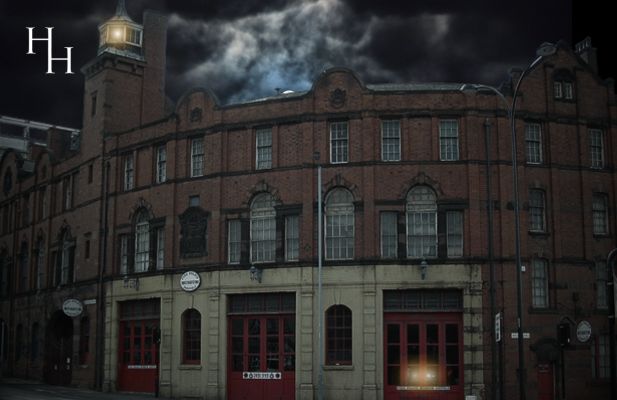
[326,305,352,365]
[325,188,354,260]
[250,193,276,263]
[182,309,201,364]
[134,210,150,272]
[407,186,437,258]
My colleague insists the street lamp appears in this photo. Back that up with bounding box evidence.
[462,42,556,400]
[313,151,324,400]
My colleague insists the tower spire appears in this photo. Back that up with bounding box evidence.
[115,0,128,17]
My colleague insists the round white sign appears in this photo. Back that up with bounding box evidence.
[576,320,592,343]
[62,299,83,317]
[180,271,201,292]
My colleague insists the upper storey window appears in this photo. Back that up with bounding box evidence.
[553,69,574,101]
[590,129,604,169]
[256,128,272,170]
[325,188,354,260]
[381,120,401,161]
[191,138,204,177]
[330,122,349,164]
[250,193,276,263]
[525,123,542,164]
[406,186,437,258]
[439,120,459,161]
[124,153,134,191]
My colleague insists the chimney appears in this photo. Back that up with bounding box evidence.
[141,10,169,124]
[575,36,598,75]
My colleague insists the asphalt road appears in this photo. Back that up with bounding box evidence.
[0,380,169,400]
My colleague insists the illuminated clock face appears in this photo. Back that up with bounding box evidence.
[3,170,12,196]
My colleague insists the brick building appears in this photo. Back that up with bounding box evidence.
[0,3,615,400]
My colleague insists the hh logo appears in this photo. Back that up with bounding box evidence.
[26,27,74,74]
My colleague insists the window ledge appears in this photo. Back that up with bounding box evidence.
[324,364,353,371]
[593,233,611,239]
[528,307,557,314]
[178,364,202,370]
[528,231,549,237]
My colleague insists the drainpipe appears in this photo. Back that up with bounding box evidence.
[607,248,617,400]
[95,159,110,390]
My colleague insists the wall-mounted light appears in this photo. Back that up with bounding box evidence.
[249,265,262,283]
[420,259,428,280]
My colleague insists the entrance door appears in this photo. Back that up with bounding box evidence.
[44,311,73,386]
[384,313,463,400]
[117,319,159,392]
[537,364,554,400]
[227,315,295,400]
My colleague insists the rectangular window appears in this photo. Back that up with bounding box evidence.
[251,216,276,263]
[63,175,73,210]
[590,129,604,169]
[596,261,608,309]
[446,211,463,257]
[553,81,562,99]
[439,119,459,161]
[156,145,167,183]
[36,243,44,290]
[228,220,241,264]
[85,240,90,259]
[407,212,437,258]
[135,221,150,272]
[325,213,354,260]
[120,235,129,274]
[592,335,610,379]
[156,227,165,270]
[124,154,134,191]
[532,259,548,308]
[381,120,401,161]
[38,187,47,221]
[529,189,546,232]
[592,193,608,235]
[191,137,204,177]
[380,212,398,258]
[525,123,542,164]
[330,121,349,164]
[285,215,299,262]
[256,128,272,170]
[564,82,573,99]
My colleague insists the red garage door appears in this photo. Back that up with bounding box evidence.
[117,299,160,393]
[227,293,295,400]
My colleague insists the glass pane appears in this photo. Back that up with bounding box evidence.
[284,355,295,371]
[266,355,279,371]
[427,324,438,343]
[248,355,260,371]
[232,337,243,353]
[284,318,294,334]
[387,324,400,343]
[267,337,279,353]
[446,345,459,364]
[407,344,419,364]
[249,319,260,335]
[267,318,279,335]
[447,366,459,385]
[249,337,260,353]
[134,325,141,337]
[134,351,141,364]
[232,355,243,371]
[387,345,400,364]
[123,352,130,363]
[446,324,458,343]
[407,324,419,343]
[387,366,400,385]
[284,336,295,353]
[232,319,243,336]
[427,345,439,364]
[144,352,152,364]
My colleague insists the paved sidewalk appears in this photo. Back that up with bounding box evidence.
[0,378,172,399]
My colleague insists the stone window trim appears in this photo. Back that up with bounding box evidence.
[325,305,352,366]
[118,211,166,275]
[181,308,201,365]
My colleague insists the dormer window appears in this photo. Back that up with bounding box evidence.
[553,69,575,101]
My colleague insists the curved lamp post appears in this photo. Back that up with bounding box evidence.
[462,42,556,400]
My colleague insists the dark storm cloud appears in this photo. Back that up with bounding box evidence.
[0,0,577,127]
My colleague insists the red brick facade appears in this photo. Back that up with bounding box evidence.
[1,7,615,400]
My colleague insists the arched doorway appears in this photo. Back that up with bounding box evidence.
[44,311,73,385]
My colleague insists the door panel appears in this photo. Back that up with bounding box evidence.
[117,319,159,393]
[228,315,295,400]
[384,313,463,400]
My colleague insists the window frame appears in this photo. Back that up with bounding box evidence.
[228,220,241,265]
[134,212,150,273]
[190,137,205,178]
[531,259,549,309]
[439,119,459,161]
[156,145,167,184]
[256,128,273,170]
[525,123,543,165]
[592,193,609,235]
[446,211,463,258]
[381,120,401,162]
[330,121,349,164]
[325,188,355,260]
[325,305,352,366]
[528,189,546,233]
[406,186,438,259]
[124,153,134,191]
[182,309,201,365]
[250,193,276,263]
[590,129,604,169]
[596,261,608,309]
[380,211,398,259]
[285,215,299,262]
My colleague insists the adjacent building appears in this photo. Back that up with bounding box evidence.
[1,3,615,400]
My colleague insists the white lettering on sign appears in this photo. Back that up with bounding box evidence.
[576,320,592,343]
[396,386,451,391]
[127,365,157,369]
[62,299,83,317]
[242,371,281,380]
[510,332,530,339]
[180,271,201,292]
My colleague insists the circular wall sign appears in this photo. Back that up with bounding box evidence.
[180,271,201,292]
[576,320,592,343]
[62,299,83,317]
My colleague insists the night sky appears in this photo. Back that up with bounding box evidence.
[0,0,612,128]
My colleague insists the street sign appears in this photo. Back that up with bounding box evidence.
[510,332,530,339]
[180,271,201,292]
[495,312,502,342]
[62,299,83,317]
[576,320,592,343]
